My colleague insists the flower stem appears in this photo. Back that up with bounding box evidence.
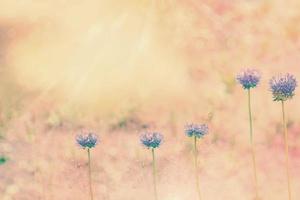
[194,136,201,200]
[247,89,259,199]
[281,100,292,200]
[152,148,158,200]
[87,148,94,200]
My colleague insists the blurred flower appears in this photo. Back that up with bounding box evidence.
[185,123,208,138]
[236,69,260,89]
[140,132,163,148]
[76,132,98,149]
[270,74,297,101]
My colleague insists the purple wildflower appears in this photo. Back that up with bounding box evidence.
[270,74,297,101]
[140,132,163,148]
[237,69,261,89]
[76,132,98,149]
[185,123,208,138]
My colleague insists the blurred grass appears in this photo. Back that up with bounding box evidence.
[0,156,8,165]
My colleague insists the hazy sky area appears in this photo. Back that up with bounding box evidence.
[1,1,300,114]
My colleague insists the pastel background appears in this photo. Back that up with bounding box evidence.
[0,0,300,199]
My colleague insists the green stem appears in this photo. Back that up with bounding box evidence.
[247,89,259,199]
[281,100,292,200]
[87,148,94,200]
[194,136,201,200]
[152,148,158,200]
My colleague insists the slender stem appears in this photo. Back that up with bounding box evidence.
[87,148,94,200]
[194,136,201,200]
[152,148,158,200]
[281,100,292,200]
[247,89,259,199]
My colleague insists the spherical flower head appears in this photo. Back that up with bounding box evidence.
[270,73,297,101]
[236,69,261,89]
[76,132,98,149]
[185,123,208,138]
[140,131,163,149]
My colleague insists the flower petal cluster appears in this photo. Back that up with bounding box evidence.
[76,132,98,149]
[237,69,261,89]
[140,132,163,148]
[185,123,208,138]
[270,74,297,101]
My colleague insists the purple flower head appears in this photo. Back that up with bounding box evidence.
[236,69,261,89]
[76,131,98,149]
[140,131,163,149]
[270,73,297,101]
[185,123,208,138]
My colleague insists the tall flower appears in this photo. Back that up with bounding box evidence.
[270,74,297,101]
[77,133,98,149]
[140,131,163,200]
[270,74,297,200]
[76,131,98,200]
[185,123,209,200]
[185,123,208,138]
[140,132,163,149]
[236,68,260,199]
[237,68,260,89]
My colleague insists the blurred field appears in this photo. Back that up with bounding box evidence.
[1,0,300,199]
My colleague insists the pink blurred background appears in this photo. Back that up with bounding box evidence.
[0,0,300,199]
